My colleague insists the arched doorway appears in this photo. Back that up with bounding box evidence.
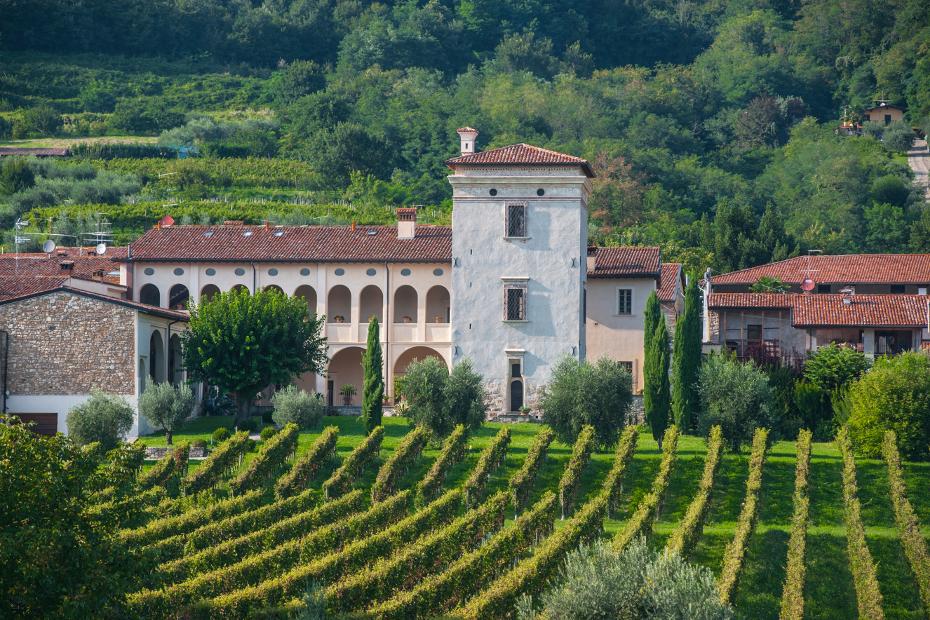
[231,284,249,295]
[264,284,284,295]
[149,331,165,383]
[328,347,365,406]
[359,285,383,323]
[510,379,524,412]
[425,285,450,323]
[393,285,418,323]
[394,346,446,377]
[295,285,317,317]
[200,284,220,303]
[168,334,183,386]
[169,284,190,310]
[140,284,160,306]
[327,285,351,323]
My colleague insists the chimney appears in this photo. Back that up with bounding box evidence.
[586,246,597,273]
[841,286,855,305]
[456,127,479,156]
[397,207,417,240]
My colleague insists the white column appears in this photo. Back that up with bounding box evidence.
[863,328,875,358]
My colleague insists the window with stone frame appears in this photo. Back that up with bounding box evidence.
[506,203,527,238]
[617,288,632,315]
[504,283,527,321]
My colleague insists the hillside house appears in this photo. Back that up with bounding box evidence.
[863,102,905,125]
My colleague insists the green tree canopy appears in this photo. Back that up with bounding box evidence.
[672,277,702,430]
[400,357,486,437]
[644,316,671,446]
[362,318,384,434]
[697,353,772,451]
[66,390,134,450]
[138,382,194,445]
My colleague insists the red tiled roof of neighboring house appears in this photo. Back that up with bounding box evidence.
[587,246,661,278]
[711,254,930,286]
[0,147,69,157]
[446,143,595,177]
[708,292,929,328]
[127,224,453,263]
[0,248,125,283]
[0,283,188,320]
[658,263,682,302]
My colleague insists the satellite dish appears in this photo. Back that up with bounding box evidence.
[801,278,815,292]
[42,239,56,253]
[159,215,175,227]
[95,242,107,255]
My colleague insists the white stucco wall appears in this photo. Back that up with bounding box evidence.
[449,166,590,413]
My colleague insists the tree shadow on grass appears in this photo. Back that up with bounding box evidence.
[808,457,844,526]
[804,533,856,620]
[733,528,788,620]
[705,453,749,524]
[868,534,926,620]
[758,458,796,525]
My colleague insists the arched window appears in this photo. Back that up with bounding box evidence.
[393,285,418,323]
[140,283,160,307]
[149,331,165,383]
[168,284,190,310]
[264,284,285,295]
[200,284,220,303]
[510,380,524,412]
[359,285,383,323]
[168,334,183,386]
[231,284,249,295]
[295,285,317,318]
[327,285,351,323]
[425,285,450,323]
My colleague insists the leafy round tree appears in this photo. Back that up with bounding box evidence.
[401,357,486,437]
[443,359,487,432]
[697,353,772,451]
[848,352,930,460]
[671,277,702,431]
[540,357,633,448]
[66,390,134,450]
[271,385,325,429]
[138,382,194,445]
[644,316,671,447]
[361,318,384,434]
[803,343,869,392]
[182,287,327,425]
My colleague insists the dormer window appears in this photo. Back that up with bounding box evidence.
[506,203,527,238]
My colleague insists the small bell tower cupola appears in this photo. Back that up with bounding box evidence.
[456,127,479,155]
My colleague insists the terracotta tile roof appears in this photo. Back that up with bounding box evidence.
[708,292,929,328]
[587,246,661,278]
[0,248,124,283]
[0,147,69,157]
[658,263,682,302]
[0,283,187,320]
[446,143,595,177]
[127,225,453,263]
[711,254,930,286]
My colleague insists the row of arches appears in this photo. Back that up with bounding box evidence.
[147,331,184,387]
[326,345,446,406]
[138,282,451,323]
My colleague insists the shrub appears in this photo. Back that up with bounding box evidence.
[666,425,723,555]
[510,427,555,513]
[848,352,930,460]
[793,380,832,440]
[272,385,325,429]
[767,366,803,439]
[557,425,595,518]
[229,424,300,494]
[212,427,231,443]
[803,344,869,392]
[322,425,384,498]
[779,429,812,620]
[403,357,486,438]
[139,382,195,445]
[540,357,633,448]
[276,425,339,499]
[371,425,429,501]
[0,157,36,194]
[66,390,134,450]
[417,424,468,503]
[522,537,734,619]
[697,353,772,451]
[109,97,184,133]
[259,426,277,441]
[15,104,62,137]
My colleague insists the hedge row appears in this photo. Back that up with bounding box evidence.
[718,427,769,605]
[138,442,190,491]
[371,425,430,502]
[120,488,265,547]
[324,491,510,614]
[368,491,557,619]
[275,426,339,499]
[183,431,251,494]
[463,427,511,506]
[417,424,468,503]
[322,425,384,499]
[191,489,466,617]
[557,425,595,519]
[601,425,639,516]
[143,487,320,563]
[882,431,930,613]
[665,425,723,556]
[778,429,812,620]
[613,425,680,551]
[155,490,366,585]
[129,492,411,616]
[454,490,608,619]
[229,424,299,495]
[509,427,554,514]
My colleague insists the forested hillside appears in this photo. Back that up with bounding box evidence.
[2,0,929,272]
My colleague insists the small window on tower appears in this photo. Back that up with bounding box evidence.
[504,284,527,321]
[506,203,527,238]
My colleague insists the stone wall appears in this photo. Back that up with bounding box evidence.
[0,291,136,395]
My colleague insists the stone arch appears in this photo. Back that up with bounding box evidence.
[327,285,351,323]
[168,334,183,386]
[149,331,165,383]
[264,284,285,295]
[509,379,524,412]
[359,285,383,323]
[295,285,318,317]
[425,285,450,323]
[393,285,418,323]
[200,284,220,302]
[140,283,160,306]
[393,346,446,377]
[328,346,365,406]
[168,283,190,310]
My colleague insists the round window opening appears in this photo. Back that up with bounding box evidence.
[433,268,444,276]
[366,268,376,276]
[205,268,216,276]
[300,268,311,276]
[489,188,498,196]
[143,267,155,276]
[173,267,184,276]
[400,268,412,276]
[335,268,345,276]
[268,268,278,276]
[536,188,545,196]
[234,267,246,276]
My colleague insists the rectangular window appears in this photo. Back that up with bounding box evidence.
[891,284,905,294]
[510,361,522,378]
[619,361,633,374]
[617,288,632,315]
[506,203,527,238]
[747,324,763,341]
[504,284,527,321]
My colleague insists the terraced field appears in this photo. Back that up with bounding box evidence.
[128,416,930,619]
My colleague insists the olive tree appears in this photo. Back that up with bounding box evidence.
[138,382,195,445]
[66,390,134,450]
[401,357,486,437]
[697,353,772,451]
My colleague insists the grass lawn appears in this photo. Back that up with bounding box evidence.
[138,415,930,619]
[0,135,157,148]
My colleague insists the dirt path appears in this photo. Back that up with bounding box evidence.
[908,138,930,201]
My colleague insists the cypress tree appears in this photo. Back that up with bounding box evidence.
[643,290,662,353]
[644,315,671,447]
[672,277,702,431]
[361,318,384,434]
